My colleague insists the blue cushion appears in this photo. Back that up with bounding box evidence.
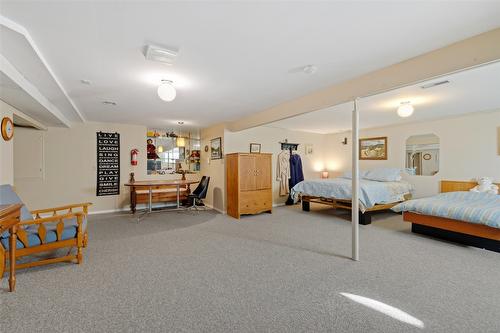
[0,184,33,221]
[0,225,78,250]
[0,184,33,239]
[0,232,41,250]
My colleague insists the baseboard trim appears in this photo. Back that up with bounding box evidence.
[90,203,226,215]
[88,208,129,215]
[205,203,225,214]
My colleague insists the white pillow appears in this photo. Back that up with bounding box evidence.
[342,170,368,179]
[364,168,402,182]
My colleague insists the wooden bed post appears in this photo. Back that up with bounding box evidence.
[352,99,360,261]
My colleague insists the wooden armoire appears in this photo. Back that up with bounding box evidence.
[226,153,272,219]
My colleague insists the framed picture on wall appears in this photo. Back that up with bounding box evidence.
[359,137,388,160]
[305,144,313,155]
[249,143,261,153]
[210,137,222,159]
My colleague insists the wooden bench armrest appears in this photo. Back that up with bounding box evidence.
[30,203,92,218]
[20,212,83,226]
[14,213,85,249]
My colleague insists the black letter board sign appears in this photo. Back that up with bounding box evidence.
[96,132,120,196]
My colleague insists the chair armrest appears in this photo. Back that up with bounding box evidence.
[30,203,92,218]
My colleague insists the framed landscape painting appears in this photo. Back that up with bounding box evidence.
[210,137,222,159]
[359,137,387,160]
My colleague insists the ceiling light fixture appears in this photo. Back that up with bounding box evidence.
[176,121,185,147]
[157,80,176,102]
[102,101,117,106]
[420,80,450,89]
[302,64,318,74]
[397,101,414,118]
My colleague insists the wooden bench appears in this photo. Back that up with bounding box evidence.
[0,184,92,292]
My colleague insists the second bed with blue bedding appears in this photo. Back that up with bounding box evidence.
[392,191,500,228]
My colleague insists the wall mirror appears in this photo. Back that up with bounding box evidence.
[405,134,439,176]
[146,129,201,175]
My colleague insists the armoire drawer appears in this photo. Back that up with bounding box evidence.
[240,190,272,214]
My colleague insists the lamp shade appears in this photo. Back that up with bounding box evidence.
[176,137,186,147]
[397,102,414,118]
[157,81,176,102]
[321,171,329,179]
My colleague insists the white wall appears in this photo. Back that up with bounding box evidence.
[14,122,199,213]
[0,100,15,185]
[326,110,500,198]
[200,123,226,212]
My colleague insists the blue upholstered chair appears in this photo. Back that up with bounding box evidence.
[0,184,91,281]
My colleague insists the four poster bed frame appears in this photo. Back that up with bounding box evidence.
[301,193,412,225]
[404,180,500,252]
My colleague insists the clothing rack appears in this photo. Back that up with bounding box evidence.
[278,141,301,206]
[279,141,299,153]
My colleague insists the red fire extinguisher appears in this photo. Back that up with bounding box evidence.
[131,149,139,166]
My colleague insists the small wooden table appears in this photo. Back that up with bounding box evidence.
[0,203,22,292]
[125,179,199,220]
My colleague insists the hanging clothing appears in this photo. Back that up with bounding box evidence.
[276,150,290,196]
[289,154,304,188]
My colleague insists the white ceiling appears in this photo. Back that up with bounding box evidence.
[1,1,500,128]
[266,61,500,134]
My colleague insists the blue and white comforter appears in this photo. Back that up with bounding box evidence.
[291,178,413,212]
[392,191,500,228]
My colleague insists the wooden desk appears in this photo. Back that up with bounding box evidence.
[125,180,199,219]
[0,204,22,292]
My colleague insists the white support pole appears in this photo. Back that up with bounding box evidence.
[352,99,360,261]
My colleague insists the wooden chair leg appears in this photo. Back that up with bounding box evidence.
[83,232,88,248]
[77,246,83,264]
[0,247,5,279]
[9,227,17,292]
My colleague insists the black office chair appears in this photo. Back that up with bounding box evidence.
[187,176,210,210]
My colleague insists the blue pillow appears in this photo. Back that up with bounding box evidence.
[342,170,368,179]
[364,168,402,182]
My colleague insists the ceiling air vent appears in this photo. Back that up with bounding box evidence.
[144,44,179,65]
[420,80,450,89]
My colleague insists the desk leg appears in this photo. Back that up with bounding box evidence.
[148,187,153,213]
[177,185,180,209]
[9,225,16,292]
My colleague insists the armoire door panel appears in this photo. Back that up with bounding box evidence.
[255,155,272,190]
[239,155,256,191]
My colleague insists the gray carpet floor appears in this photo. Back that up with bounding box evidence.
[1,206,499,333]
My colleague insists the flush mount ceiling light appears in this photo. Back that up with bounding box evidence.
[302,64,318,74]
[397,101,414,118]
[102,100,117,106]
[157,80,176,102]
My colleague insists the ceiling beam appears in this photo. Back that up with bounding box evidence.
[227,27,500,132]
[1,54,72,127]
[0,15,86,123]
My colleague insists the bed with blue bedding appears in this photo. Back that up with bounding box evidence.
[291,176,413,225]
[392,191,500,228]
[392,186,500,252]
